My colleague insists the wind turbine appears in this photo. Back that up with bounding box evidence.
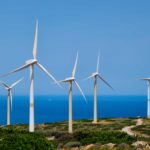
[0,78,24,125]
[84,54,113,124]
[0,20,60,132]
[140,78,150,118]
[58,52,86,134]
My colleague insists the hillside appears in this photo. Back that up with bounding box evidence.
[0,118,149,150]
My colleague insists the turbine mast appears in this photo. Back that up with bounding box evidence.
[68,81,73,133]
[93,75,97,124]
[7,90,11,125]
[29,65,34,132]
[148,81,150,118]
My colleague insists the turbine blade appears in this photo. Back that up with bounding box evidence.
[140,78,150,81]
[72,52,78,77]
[10,78,24,88]
[58,79,68,83]
[33,19,38,59]
[74,80,87,103]
[0,64,29,77]
[83,75,94,81]
[96,53,100,72]
[37,63,60,87]
[10,90,13,111]
[0,81,9,88]
[98,75,114,90]
[52,79,68,85]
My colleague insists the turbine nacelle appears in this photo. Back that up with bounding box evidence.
[64,77,75,82]
[25,59,37,65]
[5,87,11,91]
[140,78,150,86]
[92,72,99,77]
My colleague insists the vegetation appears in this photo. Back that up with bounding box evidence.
[74,130,136,145]
[0,118,148,149]
[0,127,57,150]
[64,141,81,148]
[132,124,150,136]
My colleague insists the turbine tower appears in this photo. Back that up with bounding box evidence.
[85,54,113,124]
[1,20,60,132]
[0,78,24,125]
[58,52,86,134]
[140,78,150,118]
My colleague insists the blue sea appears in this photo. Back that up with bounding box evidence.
[0,95,147,125]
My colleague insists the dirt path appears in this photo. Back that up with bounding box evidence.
[122,118,143,136]
[136,118,143,126]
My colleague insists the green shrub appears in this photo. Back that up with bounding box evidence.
[0,128,57,150]
[74,130,136,145]
[51,131,74,141]
[116,143,131,150]
[64,141,81,148]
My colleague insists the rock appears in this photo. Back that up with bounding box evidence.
[105,143,116,149]
[71,148,80,150]
[132,141,148,147]
[100,143,116,149]
[145,144,150,150]
[82,144,95,150]
[46,136,55,141]
[132,141,150,149]
[61,147,79,150]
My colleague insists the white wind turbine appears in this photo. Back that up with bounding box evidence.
[140,78,150,118]
[1,20,60,132]
[84,54,113,124]
[58,52,86,134]
[0,78,24,125]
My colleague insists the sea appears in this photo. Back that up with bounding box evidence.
[0,95,147,125]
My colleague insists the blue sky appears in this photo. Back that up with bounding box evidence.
[0,0,149,95]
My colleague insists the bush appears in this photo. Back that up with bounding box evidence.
[116,143,131,150]
[51,131,74,141]
[0,128,57,150]
[64,141,81,148]
[74,130,136,145]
